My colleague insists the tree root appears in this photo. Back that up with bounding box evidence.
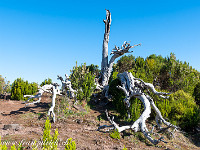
[98,72,179,145]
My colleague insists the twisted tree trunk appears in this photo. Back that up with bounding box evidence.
[99,72,178,145]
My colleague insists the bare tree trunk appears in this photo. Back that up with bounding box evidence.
[101,10,111,86]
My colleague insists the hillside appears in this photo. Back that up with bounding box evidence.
[0,93,199,150]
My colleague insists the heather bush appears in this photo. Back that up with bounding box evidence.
[40,78,52,86]
[109,129,121,139]
[70,62,96,101]
[11,78,38,100]
[42,118,58,150]
[155,90,200,131]
[109,77,143,122]
[65,138,76,150]
[0,75,10,94]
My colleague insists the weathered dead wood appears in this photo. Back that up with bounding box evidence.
[98,72,178,145]
[57,74,77,98]
[101,10,140,87]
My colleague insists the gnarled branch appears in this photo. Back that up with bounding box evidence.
[98,72,178,145]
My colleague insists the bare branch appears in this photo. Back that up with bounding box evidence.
[111,42,141,55]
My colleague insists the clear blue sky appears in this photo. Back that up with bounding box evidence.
[0,0,200,84]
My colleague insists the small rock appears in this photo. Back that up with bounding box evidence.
[26,146,31,149]
[3,124,20,130]
[75,119,83,124]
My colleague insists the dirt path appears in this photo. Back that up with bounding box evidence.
[0,95,199,150]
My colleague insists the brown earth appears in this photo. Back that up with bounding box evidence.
[0,93,199,150]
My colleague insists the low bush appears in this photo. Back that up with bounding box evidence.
[0,75,10,94]
[42,118,58,150]
[0,137,23,150]
[109,73,200,132]
[11,78,38,100]
[65,138,76,150]
[70,62,96,101]
[40,78,52,86]
[110,129,121,139]
[155,90,200,131]
[109,78,143,122]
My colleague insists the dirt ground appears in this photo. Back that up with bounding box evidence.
[0,94,199,150]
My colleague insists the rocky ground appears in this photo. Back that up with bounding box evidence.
[0,93,199,150]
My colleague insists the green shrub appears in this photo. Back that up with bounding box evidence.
[0,136,7,150]
[42,118,58,150]
[31,118,76,150]
[10,144,23,150]
[65,138,76,150]
[109,78,143,121]
[70,62,96,101]
[1,118,77,150]
[32,141,38,150]
[110,129,121,139]
[11,78,38,100]
[193,82,200,105]
[109,73,200,132]
[0,137,23,150]
[115,53,200,94]
[0,75,10,94]
[155,90,200,131]
[10,145,16,150]
[123,145,128,150]
[40,78,52,86]
[108,78,126,118]
[86,64,100,77]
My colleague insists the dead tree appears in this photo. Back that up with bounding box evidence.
[23,83,61,123]
[48,83,62,123]
[23,84,52,106]
[100,9,140,87]
[57,74,77,98]
[98,10,178,145]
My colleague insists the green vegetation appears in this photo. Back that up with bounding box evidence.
[35,117,76,150]
[70,62,96,101]
[1,52,199,148]
[109,129,121,139]
[122,145,128,150]
[156,90,200,131]
[0,75,10,94]
[109,78,143,121]
[10,78,38,100]
[55,95,89,120]
[0,137,23,150]
[42,118,58,150]
[31,141,38,150]
[40,78,52,86]
[193,82,200,105]
[10,145,16,150]
[65,138,76,150]
[0,117,77,150]
[110,53,200,132]
[114,53,200,93]
[55,96,72,117]
[0,136,7,150]
[86,64,100,77]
